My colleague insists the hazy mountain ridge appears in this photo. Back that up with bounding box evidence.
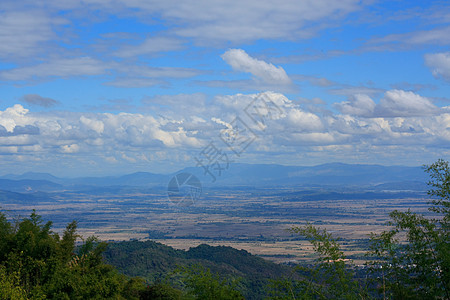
[0,178,63,193]
[0,189,54,203]
[0,163,428,193]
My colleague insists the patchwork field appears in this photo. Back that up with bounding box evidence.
[0,186,431,264]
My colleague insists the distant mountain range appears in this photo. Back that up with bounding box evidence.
[0,163,429,193]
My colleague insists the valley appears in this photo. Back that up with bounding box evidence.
[0,180,430,265]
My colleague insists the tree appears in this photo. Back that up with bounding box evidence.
[268,224,366,299]
[139,282,183,300]
[367,159,450,299]
[0,210,147,299]
[0,265,28,300]
[175,264,244,299]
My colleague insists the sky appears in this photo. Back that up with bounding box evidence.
[0,0,450,177]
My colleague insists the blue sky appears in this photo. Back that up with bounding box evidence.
[0,0,449,177]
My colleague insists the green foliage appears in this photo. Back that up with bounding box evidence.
[139,282,183,300]
[366,159,450,299]
[175,264,244,299]
[269,224,366,299]
[0,210,146,299]
[0,265,28,300]
[104,241,290,299]
[426,159,450,218]
[103,240,186,281]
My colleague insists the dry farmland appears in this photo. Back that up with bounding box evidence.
[0,186,430,264]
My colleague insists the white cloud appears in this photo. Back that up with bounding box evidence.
[1,90,450,174]
[0,104,31,131]
[425,52,450,82]
[0,92,319,162]
[0,104,205,160]
[376,90,439,117]
[0,10,57,59]
[366,26,450,50]
[287,132,340,145]
[80,116,105,134]
[336,90,441,118]
[0,56,203,84]
[211,117,231,129]
[60,144,80,153]
[145,0,362,44]
[335,94,376,117]
[0,0,363,87]
[13,0,359,45]
[0,146,19,154]
[222,49,291,85]
[0,57,106,81]
[103,65,204,87]
[407,26,450,45]
[287,109,324,132]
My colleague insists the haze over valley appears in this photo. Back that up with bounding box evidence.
[0,163,432,264]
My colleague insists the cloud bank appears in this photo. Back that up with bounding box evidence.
[1,89,449,175]
[336,90,442,118]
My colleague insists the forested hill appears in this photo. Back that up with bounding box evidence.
[103,240,292,299]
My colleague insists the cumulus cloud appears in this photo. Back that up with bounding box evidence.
[376,90,439,117]
[287,109,324,132]
[0,92,323,165]
[336,90,441,118]
[0,104,205,162]
[222,49,291,85]
[335,94,376,117]
[80,116,104,134]
[60,144,80,153]
[1,90,450,174]
[0,125,39,137]
[20,94,59,107]
[284,132,341,145]
[425,52,450,82]
[0,104,31,131]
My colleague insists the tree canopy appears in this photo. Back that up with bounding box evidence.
[0,210,146,299]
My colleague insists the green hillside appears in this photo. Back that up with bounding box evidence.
[103,240,292,299]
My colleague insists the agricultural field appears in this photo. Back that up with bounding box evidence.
[0,185,430,264]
